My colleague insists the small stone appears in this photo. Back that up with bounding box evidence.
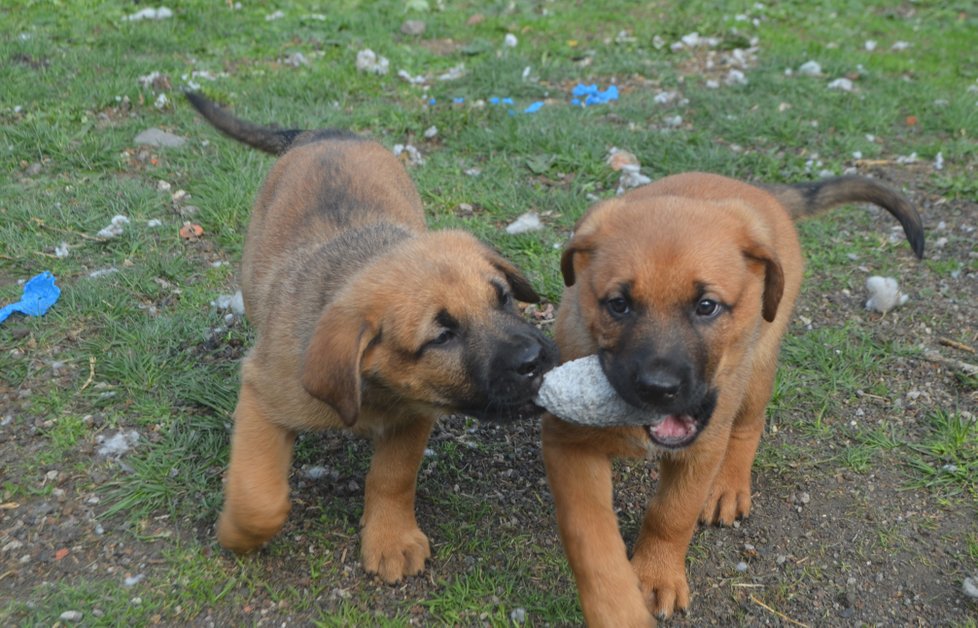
[59,611,83,622]
[134,128,186,148]
[798,492,811,504]
[510,607,527,623]
[798,60,822,76]
[735,561,748,572]
[401,20,426,35]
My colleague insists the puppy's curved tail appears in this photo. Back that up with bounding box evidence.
[764,176,924,259]
[185,92,356,155]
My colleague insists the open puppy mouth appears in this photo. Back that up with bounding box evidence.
[644,413,704,449]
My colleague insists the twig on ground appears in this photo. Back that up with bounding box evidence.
[749,595,811,628]
[30,217,102,241]
[939,337,976,354]
[79,356,97,391]
[854,159,894,167]
[922,350,978,376]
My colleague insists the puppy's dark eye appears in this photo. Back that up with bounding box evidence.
[430,329,455,346]
[606,296,630,317]
[695,298,722,319]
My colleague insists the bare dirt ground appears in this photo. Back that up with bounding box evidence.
[2,167,976,625]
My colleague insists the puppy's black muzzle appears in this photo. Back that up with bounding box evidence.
[601,350,716,427]
[468,326,558,422]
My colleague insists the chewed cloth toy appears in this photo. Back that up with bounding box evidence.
[535,355,650,426]
[0,271,61,325]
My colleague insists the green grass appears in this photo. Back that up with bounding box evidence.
[1,0,976,624]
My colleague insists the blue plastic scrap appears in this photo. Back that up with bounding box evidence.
[523,101,545,114]
[571,83,619,106]
[0,271,61,325]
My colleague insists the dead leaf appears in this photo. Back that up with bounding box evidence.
[179,222,204,239]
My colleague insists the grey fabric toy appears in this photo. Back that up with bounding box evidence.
[535,355,651,426]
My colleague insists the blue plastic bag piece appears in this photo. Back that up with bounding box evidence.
[453,97,465,104]
[571,83,619,106]
[572,83,598,97]
[523,101,544,114]
[489,96,501,105]
[0,271,61,325]
[428,97,437,105]
[502,97,514,105]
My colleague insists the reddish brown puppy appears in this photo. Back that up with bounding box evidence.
[542,172,923,625]
[187,93,556,583]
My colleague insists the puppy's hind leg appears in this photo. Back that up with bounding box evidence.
[360,415,436,583]
[217,380,297,553]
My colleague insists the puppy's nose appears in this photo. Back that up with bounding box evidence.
[515,342,544,378]
[635,368,682,404]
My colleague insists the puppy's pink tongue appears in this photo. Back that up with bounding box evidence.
[650,414,696,440]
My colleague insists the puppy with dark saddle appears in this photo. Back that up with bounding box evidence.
[186,92,556,583]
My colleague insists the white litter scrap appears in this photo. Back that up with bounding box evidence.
[122,7,173,21]
[137,71,163,89]
[265,10,285,21]
[503,33,518,48]
[505,212,543,235]
[392,143,424,166]
[653,91,678,105]
[55,242,70,258]
[211,290,245,317]
[963,576,978,600]
[283,52,309,67]
[865,276,908,314]
[97,215,130,239]
[827,78,854,92]
[617,165,651,193]
[97,430,140,457]
[725,69,748,86]
[89,267,120,279]
[436,63,466,81]
[356,49,389,75]
[397,69,426,85]
[535,355,649,426]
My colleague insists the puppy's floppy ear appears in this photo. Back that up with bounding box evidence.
[301,304,375,426]
[560,232,596,287]
[561,204,607,287]
[743,243,784,323]
[483,248,541,303]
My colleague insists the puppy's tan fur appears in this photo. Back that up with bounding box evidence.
[187,93,555,583]
[542,172,923,625]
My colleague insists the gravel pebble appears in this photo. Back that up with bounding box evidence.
[59,611,83,622]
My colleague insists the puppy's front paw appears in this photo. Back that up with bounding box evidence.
[361,522,431,583]
[699,474,752,526]
[631,552,690,619]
